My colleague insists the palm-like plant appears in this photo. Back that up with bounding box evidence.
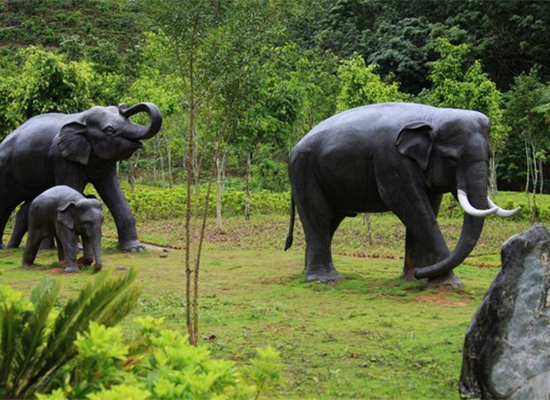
[0,269,140,399]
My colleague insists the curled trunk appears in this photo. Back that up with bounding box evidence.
[119,102,163,140]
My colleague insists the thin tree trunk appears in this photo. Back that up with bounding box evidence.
[158,136,166,189]
[216,152,224,232]
[153,138,158,187]
[539,159,544,196]
[245,151,251,220]
[363,213,373,246]
[167,143,173,190]
[128,151,139,192]
[531,143,538,223]
[525,137,531,211]
[488,152,498,197]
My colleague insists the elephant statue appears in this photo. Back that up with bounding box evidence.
[0,102,162,252]
[285,103,520,287]
[22,186,104,273]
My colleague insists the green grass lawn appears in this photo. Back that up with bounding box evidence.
[0,199,542,399]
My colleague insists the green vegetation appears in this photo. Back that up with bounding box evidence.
[3,1,550,398]
[0,190,543,398]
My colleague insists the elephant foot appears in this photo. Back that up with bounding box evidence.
[305,263,343,283]
[78,256,93,266]
[118,239,145,253]
[93,263,103,273]
[64,266,80,273]
[427,271,463,289]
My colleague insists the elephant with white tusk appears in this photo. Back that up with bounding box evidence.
[285,103,520,288]
[0,102,162,252]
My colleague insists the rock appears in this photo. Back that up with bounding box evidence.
[459,224,550,399]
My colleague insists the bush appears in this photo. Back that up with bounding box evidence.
[38,317,283,399]
[0,269,140,399]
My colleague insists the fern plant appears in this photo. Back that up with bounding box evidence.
[0,269,140,399]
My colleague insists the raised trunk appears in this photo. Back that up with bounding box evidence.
[414,163,488,279]
[120,102,163,140]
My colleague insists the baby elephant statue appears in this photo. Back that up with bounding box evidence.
[22,186,104,273]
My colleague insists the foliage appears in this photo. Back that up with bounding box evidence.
[38,317,283,400]
[0,47,95,139]
[427,38,508,151]
[117,187,291,220]
[336,54,403,112]
[0,269,140,399]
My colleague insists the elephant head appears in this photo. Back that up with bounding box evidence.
[57,102,162,165]
[396,112,520,279]
[58,198,104,272]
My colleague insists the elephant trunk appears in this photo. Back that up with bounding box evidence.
[414,162,488,279]
[119,102,162,140]
[92,233,103,273]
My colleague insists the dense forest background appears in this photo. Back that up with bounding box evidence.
[1,0,550,199]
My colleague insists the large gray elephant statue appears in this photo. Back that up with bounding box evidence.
[0,102,162,252]
[23,186,104,273]
[285,103,519,287]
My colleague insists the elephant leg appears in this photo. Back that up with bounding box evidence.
[93,166,144,252]
[58,229,79,273]
[79,237,94,266]
[401,194,445,280]
[7,201,30,248]
[296,196,343,283]
[0,200,19,249]
[56,237,65,264]
[22,231,43,268]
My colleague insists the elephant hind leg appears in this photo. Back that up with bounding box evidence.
[22,230,43,268]
[296,196,343,283]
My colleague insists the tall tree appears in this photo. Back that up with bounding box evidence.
[427,38,508,194]
[505,69,549,219]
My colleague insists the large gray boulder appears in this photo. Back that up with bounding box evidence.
[460,224,550,399]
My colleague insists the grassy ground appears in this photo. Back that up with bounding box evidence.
[0,208,540,399]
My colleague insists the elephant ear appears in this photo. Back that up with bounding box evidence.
[57,202,76,230]
[395,121,434,171]
[58,121,91,165]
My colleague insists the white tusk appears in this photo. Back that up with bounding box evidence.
[487,197,521,218]
[457,190,498,217]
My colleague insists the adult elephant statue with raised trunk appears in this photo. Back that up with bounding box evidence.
[0,102,162,252]
[285,103,519,288]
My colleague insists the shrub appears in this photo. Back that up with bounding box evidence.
[39,316,283,399]
[0,270,140,399]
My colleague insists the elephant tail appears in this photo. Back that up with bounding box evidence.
[284,195,295,251]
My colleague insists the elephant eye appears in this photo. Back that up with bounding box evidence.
[104,126,117,136]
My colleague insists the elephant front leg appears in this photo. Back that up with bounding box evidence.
[93,168,144,252]
[57,229,79,273]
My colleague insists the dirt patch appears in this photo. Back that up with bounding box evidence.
[413,293,472,307]
[45,268,65,275]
